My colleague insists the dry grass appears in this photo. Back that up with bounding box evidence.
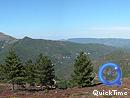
[0,78,130,98]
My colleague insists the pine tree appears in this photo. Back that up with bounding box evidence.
[35,54,55,89]
[25,60,36,86]
[72,52,94,87]
[4,49,26,90]
[0,64,5,82]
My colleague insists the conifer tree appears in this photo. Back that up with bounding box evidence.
[72,52,94,87]
[35,54,55,89]
[4,49,26,90]
[0,64,5,81]
[25,60,36,86]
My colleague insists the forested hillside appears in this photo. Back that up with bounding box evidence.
[0,33,130,79]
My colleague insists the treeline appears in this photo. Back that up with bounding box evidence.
[0,49,55,90]
[0,50,95,91]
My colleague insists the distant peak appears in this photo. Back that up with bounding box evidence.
[23,36,32,40]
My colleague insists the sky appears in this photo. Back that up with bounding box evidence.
[0,0,130,39]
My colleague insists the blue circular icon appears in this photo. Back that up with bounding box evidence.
[98,63,122,86]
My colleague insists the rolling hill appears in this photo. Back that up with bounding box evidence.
[0,36,117,79]
[94,49,130,77]
[67,38,130,49]
[0,33,130,79]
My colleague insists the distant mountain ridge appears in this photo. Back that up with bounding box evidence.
[0,32,130,79]
[0,33,118,79]
[67,38,130,49]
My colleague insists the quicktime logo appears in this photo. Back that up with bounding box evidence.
[98,63,122,86]
[92,63,128,97]
[93,90,128,96]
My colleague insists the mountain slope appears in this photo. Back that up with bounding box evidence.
[0,33,129,79]
[0,37,117,79]
[94,49,130,77]
[0,32,17,51]
[0,32,16,41]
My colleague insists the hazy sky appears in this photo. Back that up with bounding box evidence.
[0,0,130,39]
